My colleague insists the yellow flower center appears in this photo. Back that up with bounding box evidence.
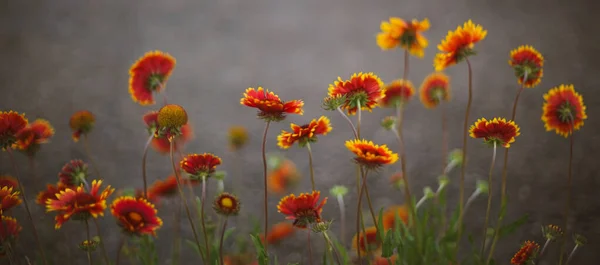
[128,212,143,223]
[221,197,233,208]
[157,104,188,128]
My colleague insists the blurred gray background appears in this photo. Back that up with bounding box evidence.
[1,0,599,264]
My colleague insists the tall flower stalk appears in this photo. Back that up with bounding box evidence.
[84,220,93,265]
[330,185,348,242]
[260,120,271,253]
[480,142,497,254]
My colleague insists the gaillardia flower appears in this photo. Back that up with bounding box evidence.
[0,111,28,150]
[469,118,520,148]
[58,160,90,186]
[327,72,384,115]
[156,104,188,140]
[377,17,430,57]
[36,182,71,206]
[46,180,114,229]
[277,116,332,149]
[509,45,544,88]
[352,226,381,255]
[129,50,176,105]
[262,222,295,244]
[240,87,304,121]
[148,175,198,202]
[345,139,399,169]
[69,110,95,142]
[0,175,18,190]
[542,84,587,137]
[0,186,22,212]
[15,119,55,156]
[277,190,327,228]
[228,126,249,151]
[419,72,451,108]
[434,20,487,71]
[511,240,539,265]
[0,216,22,242]
[382,205,410,230]
[180,153,222,180]
[110,196,163,236]
[213,192,241,216]
[268,157,300,194]
[143,111,193,154]
[379,79,415,108]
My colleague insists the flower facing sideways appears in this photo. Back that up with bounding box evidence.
[58,160,90,186]
[352,226,381,256]
[0,186,21,212]
[129,50,176,105]
[277,116,332,149]
[143,111,193,154]
[469,118,520,148]
[328,72,384,115]
[277,190,327,228]
[36,182,72,207]
[377,17,430,58]
[15,119,54,156]
[0,216,22,242]
[0,175,18,190]
[511,240,539,265]
[111,196,163,236]
[419,72,451,109]
[434,20,487,71]
[69,110,95,142]
[542,84,587,137]
[180,153,222,180]
[345,139,399,169]
[509,45,544,88]
[379,79,415,108]
[240,87,304,122]
[0,111,28,150]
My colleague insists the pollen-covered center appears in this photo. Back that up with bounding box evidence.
[220,197,233,208]
[127,211,143,226]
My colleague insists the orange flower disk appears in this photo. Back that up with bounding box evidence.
[352,226,380,255]
[263,222,296,244]
[419,72,451,109]
[180,153,222,179]
[111,196,163,236]
[129,51,176,105]
[377,17,430,57]
[69,110,95,142]
[46,180,114,229]
[0,216,22,242]
[143,111,193,154]
[0,111,28,150]
[0,186,22,212]
[542,84,587,137]
[434,20,487,71]
[277,190,327,228]
[240,87,304,121]
[469,118,520,148]
[382,205,410,231]
[277,116,332,149]
[328,72,384,115]
[380,79,415,108]
[511,240,539,265]
[0,175,18,190]
[509,45,544,88]
[345,139,398,169]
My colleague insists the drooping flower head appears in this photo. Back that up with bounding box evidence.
[261,222,296,244]
[240,87,304,122]
[419,72,451,109]
[110,196,163,236]
[15,119,55,156]
[268,156,301,194]
[0,111,28,150]
[469,118,520,148]
[345,139,399,169]
[352,226,381,255]
[58,160,90,186]
[542,84,587,137]
[69,110,95,142]
[180,153,222,180]
[379,79,415,108]
[509,45,544,88]
[0,216,22,242]
[0,186,21,212]
[377,17,430,57]
[327,72,384,115]
[0,175,18,190]
[434,20,487,71]
[382,205,410,230]
[277,116,332,149]
[542,224,563,241]
[129,50,176,105]
[213,192,241,216]
[46,180,114,229]
[228,126,249,151]
[510,241,539,265]
[277,190,327,228]
[156,104,188,140]
[143,111,193,154]
[36,182,72,207]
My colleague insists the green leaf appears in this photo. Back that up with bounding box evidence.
[498,214,529,239]
[184,239,204,259]
[331,235,350,265]
[381,229,395,258]
[376,207,385,242]
[322,246,328,265]
[250,234,269,265]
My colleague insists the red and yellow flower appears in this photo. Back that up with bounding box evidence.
[268,158,300,194]
[213,192,241,216]
[379,79,415,108]
[143,111,193,154]
[542,84,587,137]
[110,196,163,236]
[327,72,384,115]
[46,180,114,229]
[147,175,198,202]
[345,139,398,169]
[0,111,28,150]
[509,45,544,88]
[277,116,332,149]
[377,17,430,57]
[434,20,487,71]
[0,216,22,242]
[351,226,381,255]
[419,72,451,108]
[277,190,327,228]
[69,110,95,142]
[129,50,176,105]
[228,126,249,151]
[469,118,520,148]
[15,119,54,155]
[381,205,410,230]
[511,240,539,265]
[372,256,397,265]
[58,160,90,186]
[180,153,222,179]
[0,175,18,190]
[0,186,21,212]
[240,87,304,121]
[261,222,296,244]
[36,182,72,206]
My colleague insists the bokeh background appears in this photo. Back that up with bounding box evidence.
[1,0,599,264]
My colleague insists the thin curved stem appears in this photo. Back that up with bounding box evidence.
[261,121,271,253]
[142,134,153,198]
[307,230,314,265]
[200,177,211,262]
[6,148,48,265]
[440,102,449,173]
[361,168,377,232]
[480,142,497,256]
[395,105,415,223]
[306,143,316,191]
[219,217,229,265]
[323,232,343,265]
[336,107,359,139]
[559,124,575,265]
[402,49,409,81]
[337,195,346,243]
[566,245,579,265]
[171,199,182,265]
[82,134,101,180]
[535,238,551,264]
[169,139,205,263]
[356,165,368,264]
[85,220,92,265]
[93,218,111,265]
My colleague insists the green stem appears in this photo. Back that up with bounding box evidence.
[172,199,182,265]
[142,134,153,198]
[306,142,316,191]
[307,229,314,265]
[85,220,92,265]
[200,176,211,263]
[440,102,449,173]
[219,218,229,265]
[480,142,497,255]
[361,168,378,234]
[323,232,342,265]
[261,121,271,255]
[336,107,359,139]
[559,123,575,265]
[535,238,551,264]
[336,195,346,243]
[93,218,111,265]
[566,245,579,265]
[394,105,415,224]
